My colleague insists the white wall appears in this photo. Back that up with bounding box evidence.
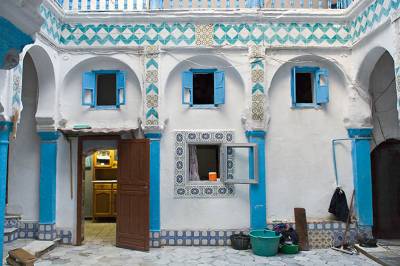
[370,51,400,149]
[58,55,143,130]
[160,52,251,230]
[266,57,354,222]
[7,54,41,221]
[56,135,77,236]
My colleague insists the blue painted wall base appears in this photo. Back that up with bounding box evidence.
[348,128,373,226]
[145,133,162,232]
[246,131,266,230]
[38,131,60,224]
[0,122,12,265]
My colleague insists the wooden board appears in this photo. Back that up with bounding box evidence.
[116,139,150,251]
[294,208,310,251]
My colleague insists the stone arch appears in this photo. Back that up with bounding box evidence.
[24,45,57,129]
[60,56,143,129]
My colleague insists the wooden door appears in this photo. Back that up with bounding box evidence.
[371,139,400,239]
[116,139,150,251]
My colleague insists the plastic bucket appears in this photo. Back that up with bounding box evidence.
[230,233,250,250]
[249,230,281,257]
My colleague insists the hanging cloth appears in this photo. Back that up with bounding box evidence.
[328,187,350,223]
[189,145,200,181]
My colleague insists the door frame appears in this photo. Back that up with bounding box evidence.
[76,135,121,245]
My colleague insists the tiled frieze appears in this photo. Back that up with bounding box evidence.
[351,0,399,43]
[39,0,398,48]
[40,5,62,44]
[144,45,160,129]
[174,130,235,198]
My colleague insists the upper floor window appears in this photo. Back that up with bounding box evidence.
[291,66,329,108]
[182,69,225,107]
[82,70,126,109]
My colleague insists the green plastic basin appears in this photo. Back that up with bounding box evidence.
[249,230,281,257]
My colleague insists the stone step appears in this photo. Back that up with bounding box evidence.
[4,227,19,243]
[22,239,60,258]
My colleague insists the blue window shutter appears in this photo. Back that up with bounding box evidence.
[182,71,193,105]
[291,67,296,106]
[316,68,329,104]
[214,71,225,105]
[116,71,126,107]
[82,72,95,107]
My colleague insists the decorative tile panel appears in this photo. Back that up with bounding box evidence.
[249,46,266,124]
[174,130,235,198]
[195,24,214,46]
[144,45,160,129]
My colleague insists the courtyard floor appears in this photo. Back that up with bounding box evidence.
[3,239,380,266]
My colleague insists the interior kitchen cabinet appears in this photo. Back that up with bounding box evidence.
[92,149,118,220]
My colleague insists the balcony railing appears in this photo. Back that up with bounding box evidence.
[55,0,353,11]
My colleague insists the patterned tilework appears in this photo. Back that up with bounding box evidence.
[58,22,351,47]
[38,224,58,240]
[174,130,235,198]
[57,228,73,244]
[249,46,265,123]
[40,0,398,48]
[4,229,19,243]
[40,4,62,44]
[18,222,39,239]
[144,46,160,129]
[351,0,399,44]
[156,222,368,249]
[4,217,20,229]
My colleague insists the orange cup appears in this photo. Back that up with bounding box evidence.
[209,172,217,181]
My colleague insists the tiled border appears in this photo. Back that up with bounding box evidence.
[154,222,372,249]
[174,130,235,198]
[3,220,73,244]
[144,45,160,129]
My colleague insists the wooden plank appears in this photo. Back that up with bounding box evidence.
[8,248,36,265]
[294,208,310,251]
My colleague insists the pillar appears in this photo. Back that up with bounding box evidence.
[38,131,59,240]
[246,130,266,229]
[0,121,12,263]
[347,128,373,226]
[144,133,161,232]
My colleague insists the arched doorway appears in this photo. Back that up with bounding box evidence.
[371,139,400,239]
[368,51,400,239]
[7,53,41,219]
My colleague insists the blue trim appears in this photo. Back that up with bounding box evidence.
[38,131,60,224]
[0,122,12,264]
[189,104,220,109]
[246,130,266,229]
[0,17,33,69]
[190,68,218,73]
[145,133,162,232]
[348,128,373,138]
[347,128,373,226]
[82,70,126,109]
[291,66,329,108]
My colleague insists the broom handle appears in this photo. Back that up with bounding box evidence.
[343,189,355,245]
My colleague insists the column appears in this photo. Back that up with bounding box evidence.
[347,128,373,226]
[38,131,59,240]
[246,130,266,230]
[144,132,161,247]
[0,121,12,263]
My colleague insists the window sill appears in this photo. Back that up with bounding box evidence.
[88,106,121,110]
[188,104,221,109]
[291,103,322,109]
[188,180,223,185]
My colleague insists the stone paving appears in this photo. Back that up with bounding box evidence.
[3,239,380,266]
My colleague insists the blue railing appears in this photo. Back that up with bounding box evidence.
[54,0,353,11]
